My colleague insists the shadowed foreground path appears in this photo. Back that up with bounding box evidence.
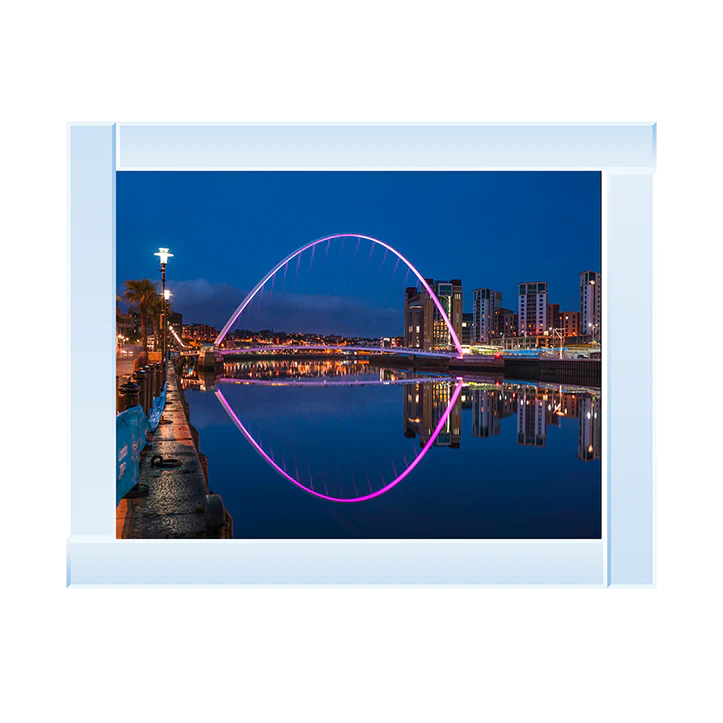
[116,365,229,538]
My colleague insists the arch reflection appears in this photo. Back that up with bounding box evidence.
[215,377,464,503]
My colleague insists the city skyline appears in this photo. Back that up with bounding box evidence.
[117,171,601,336]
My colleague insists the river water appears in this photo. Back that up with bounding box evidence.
[181,359,601,539]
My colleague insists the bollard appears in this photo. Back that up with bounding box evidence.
[143,366,154,411]
[155,363,163,395]
[142,368,153,414]
[148,364,157,401]
[145,366,155,410]
[118,381,141,412]
[132,369,148,415]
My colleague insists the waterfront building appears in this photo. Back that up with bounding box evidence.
[518,281,549,336]
[472,288,501,343]
[579,271,601,341]
[116,308,134,339]
[557,310,580,337]
[495,308,518,338]
[404,279,463,351]
[461,313,473,346]
[404,286,429,349]
[182,323,219,342]
[432,280,463,349]
[380,336,404,349]
[547,303,560,330]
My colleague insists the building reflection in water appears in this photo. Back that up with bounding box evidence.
[404,380,462,449]
[578,395,601,461]
[181,357,602,463]
[465,381,601,461]
[222,358,376,381]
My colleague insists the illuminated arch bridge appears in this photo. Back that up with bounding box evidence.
[211,233,464,358]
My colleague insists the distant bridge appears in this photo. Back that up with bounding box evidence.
[180,344,457,359]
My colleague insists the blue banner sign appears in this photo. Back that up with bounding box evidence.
[147,382,167,432]
[116,383,167,504]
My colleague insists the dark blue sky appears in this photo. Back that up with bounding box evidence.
[117,171,600,336]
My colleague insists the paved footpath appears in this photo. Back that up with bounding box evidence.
[116,365,209,538]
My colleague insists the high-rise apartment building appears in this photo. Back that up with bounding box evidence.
[472,288,501,343]
[518,281,549,336]
[579,271,601,341]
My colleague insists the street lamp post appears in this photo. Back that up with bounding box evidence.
[154,247,173,362]
[163,288,172,351]
[548,327,565,359]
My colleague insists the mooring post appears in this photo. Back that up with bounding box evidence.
[118,381,141,412]
[149,363,158,400]
[132,368,148,415]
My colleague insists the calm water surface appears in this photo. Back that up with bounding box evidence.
[181,359,601,539]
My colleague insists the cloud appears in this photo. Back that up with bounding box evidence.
[165,278,405,337]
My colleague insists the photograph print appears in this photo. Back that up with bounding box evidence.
[115,171,602,540]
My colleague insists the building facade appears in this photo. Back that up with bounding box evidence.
[404,286,432,349]
[404,279,463,351]
[547,303,560,331]
[496,308,518,338]
[116,309,135,339]
[182,323,219,342]
[518,281,549,336]
[461,313,473,346]
[557,310,580,337]
[579,270,601,341]
[472,288,501,343]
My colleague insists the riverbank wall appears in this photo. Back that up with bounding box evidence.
[116,361,233,539]
[502,358,601,387]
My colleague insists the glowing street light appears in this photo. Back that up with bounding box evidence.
[154,247,174,265]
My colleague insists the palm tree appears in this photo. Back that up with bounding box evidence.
[123,279,159,353]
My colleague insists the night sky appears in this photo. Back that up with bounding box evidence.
[116,171,601,337]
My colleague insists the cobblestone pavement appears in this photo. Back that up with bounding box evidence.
[116,365,209,538]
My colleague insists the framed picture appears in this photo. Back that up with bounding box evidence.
[67,123,654,586]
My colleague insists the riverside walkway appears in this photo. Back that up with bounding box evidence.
[116,364,230,538]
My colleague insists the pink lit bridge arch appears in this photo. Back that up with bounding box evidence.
[214,377,464,503]
[214,233,465,358]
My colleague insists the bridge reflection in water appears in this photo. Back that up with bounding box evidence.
[179,358,602,538]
